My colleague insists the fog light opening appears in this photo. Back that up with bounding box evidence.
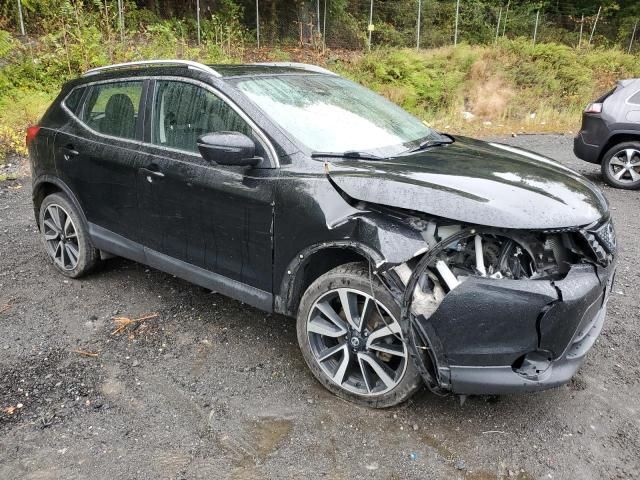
[512,350,553,380]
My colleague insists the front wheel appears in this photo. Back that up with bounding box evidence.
[601,142,640,189]
[296,263,422,408]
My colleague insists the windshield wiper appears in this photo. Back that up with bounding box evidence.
[403,135,454,155]
[311,150,384,161]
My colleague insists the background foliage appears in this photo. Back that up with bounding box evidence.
[0,0,639,161]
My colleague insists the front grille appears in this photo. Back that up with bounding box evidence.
[581,219,616,266]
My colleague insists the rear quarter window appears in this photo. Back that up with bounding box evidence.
[628,90,640,105]
[63,86,86,114]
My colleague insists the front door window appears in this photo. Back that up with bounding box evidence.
[152,81,251,153]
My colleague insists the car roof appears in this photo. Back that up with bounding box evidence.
[61,61,337,95]
[210,64,324,78]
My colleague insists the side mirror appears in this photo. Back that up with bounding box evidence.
[197,132,262,167]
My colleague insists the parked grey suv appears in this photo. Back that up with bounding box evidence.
[574,79,640,189]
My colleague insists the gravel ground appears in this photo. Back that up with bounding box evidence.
[0,135,639,480]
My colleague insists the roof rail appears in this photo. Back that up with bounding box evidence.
[83,60,222,78]
[253,62,337,76]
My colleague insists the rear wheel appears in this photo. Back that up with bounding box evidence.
[296,263,422,408]
[39,193,99,278]
[601,142,640,189]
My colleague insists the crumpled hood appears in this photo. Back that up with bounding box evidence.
[326,136,608,229]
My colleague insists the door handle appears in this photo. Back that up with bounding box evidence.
[62,144,79,160]
[139,167,165,183]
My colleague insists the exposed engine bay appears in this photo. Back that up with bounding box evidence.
[371,215,616,395]
[391,218,606,303]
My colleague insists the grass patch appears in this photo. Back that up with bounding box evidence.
[337,41,640,135]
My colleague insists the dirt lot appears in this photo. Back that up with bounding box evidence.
[0,135,639,480]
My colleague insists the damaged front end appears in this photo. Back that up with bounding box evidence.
[376,215,617,395]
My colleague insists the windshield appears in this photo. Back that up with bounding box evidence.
[232,74,442,157]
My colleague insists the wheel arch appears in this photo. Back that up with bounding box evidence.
[33,176,87,230]
[274,242,384,317]
[599,131,640,162]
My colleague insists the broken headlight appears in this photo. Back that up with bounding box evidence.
[580,219,616,267]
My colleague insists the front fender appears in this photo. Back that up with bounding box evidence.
[275,213,428,316]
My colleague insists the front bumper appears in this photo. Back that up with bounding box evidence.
[413,262,615,395]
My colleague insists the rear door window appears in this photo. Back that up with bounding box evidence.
[81,81,143,140]
[151,80,251,153]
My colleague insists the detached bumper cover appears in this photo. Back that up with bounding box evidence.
[414,262,615,395]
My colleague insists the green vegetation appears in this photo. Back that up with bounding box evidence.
[1,1,640,162]
[338,41,640,135]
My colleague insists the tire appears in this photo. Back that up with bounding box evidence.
[39,193,100,278]
[296,262,422,408]
[600,141,640,190]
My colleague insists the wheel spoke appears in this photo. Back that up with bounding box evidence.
[625,149,636,163]
[332,349,350,386]
[43,219,60,235]
[64,215,74,237]
[65,243,79,265]
[54,241,64,265]
[315,300,348,334]
[368,342,406,358]
[613,168,626,180]
[365,321,401,349]
[308,316,347,338]
[338,289,361,331]
[357,352,396,390]
[357,355,373,393]
[360,297,373,325]
[50,206,63,230]
[60,241,68,267]
[317,343,347,362]
[629,167,640,182]
[44,230,59,241]
[610,157,626,167]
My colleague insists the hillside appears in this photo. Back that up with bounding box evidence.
[1,30,639,162]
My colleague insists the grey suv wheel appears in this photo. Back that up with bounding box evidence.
[296,263,422,408]
[601,142,640,189]
[39,193,100,278]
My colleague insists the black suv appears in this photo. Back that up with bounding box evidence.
[29,60,616,407]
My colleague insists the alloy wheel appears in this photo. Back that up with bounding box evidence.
[306,288,408,396]
[42,204,80,271]
[608,148,640,184]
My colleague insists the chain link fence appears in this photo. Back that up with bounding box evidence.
[249,0,639,53]
[5,0,640,54]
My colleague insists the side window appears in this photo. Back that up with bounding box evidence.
[628,90,640,105]
[64,86,86,114]
[152,80,251,153]
[81,81,143,140]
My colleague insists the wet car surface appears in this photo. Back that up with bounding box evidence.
[26,62,617,408]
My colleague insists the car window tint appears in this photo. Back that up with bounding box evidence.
[628,90,640,105]
[64,87,85,114]
[82,81,142,140]
[152,81,251,153]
